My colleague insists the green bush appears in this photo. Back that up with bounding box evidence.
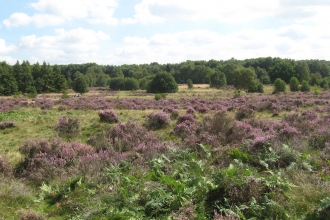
[147,72,178,93]
[300,80,311,92]
[187,79,193,89]
[273,78,286,94]
[289,76,299,92]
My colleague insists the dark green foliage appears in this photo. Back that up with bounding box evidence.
[295,61,310,82]
[233,67,262,93]
[269,61,295,83]
[139,78,150,90]
[300,80,311,92]
[227,148,252,163]
[273,78,286,93]
[155,93,167,101]
[310,72,322,86]
[187,79,193,89]
[0,64,18,96]
[72,76,88,94]
[209,70,226,88]
[25,86,38,98]
[147,72,178,93]
[289,76,300,91]
[255,67,271,84]
[109,77,139,90]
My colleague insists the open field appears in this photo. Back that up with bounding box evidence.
[1,85,330,219]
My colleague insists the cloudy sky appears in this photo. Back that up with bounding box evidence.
[1,0,330,65]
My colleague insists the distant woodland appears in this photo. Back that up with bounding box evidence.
[1,57,330,96]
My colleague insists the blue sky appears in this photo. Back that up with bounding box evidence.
[1,0,330,65]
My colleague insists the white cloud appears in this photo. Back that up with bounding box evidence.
[123,0,279,24]
[0,39,17,54]
[107,24,330,64]
[17,28,110,63]
[0,56,17,64]
[3,0,118,28]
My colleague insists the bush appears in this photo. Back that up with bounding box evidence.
[147,111,171,130]
[163,107,179,119]
[155,93,167,101]
[0,156,12,177]
[19,209,45,220]
[0,121,15,130]
[147,72,178,93]
[289,76,300,92]
[25,86,38,98]
[235,106,255,121]
[54,116,80,139]
[273,78,286,94]
[109,77,139,90]
[98,110,119,123]
[300,80,310,92]
[187,79,193,89]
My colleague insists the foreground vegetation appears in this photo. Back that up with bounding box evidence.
[1,85,330,219]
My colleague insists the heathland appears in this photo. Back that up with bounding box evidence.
[1,84,330,219]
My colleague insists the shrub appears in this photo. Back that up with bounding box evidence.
[163,107,179,119]
[54,116,80,139]
[25,86,38,98]
[147,71,178,93]
[19,209,45,220]
[300,80,310,92]
[235,106,255,121]
[0,156,12,177]
[0,121,15,130]
[273,78,286,94]
[155,93,167,101]
[186,106,196,114]
[289,76,300,92]
[177,114,196,124]
[187,79,193,89]
[98,110,119,123]
[147,112,171,130]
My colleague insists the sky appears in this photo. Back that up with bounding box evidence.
[0,0,330,65]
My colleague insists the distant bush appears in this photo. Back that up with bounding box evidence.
[155,93,167,101]
[109,77,139,90]
[147,111,171,130]
[187,79,193,89]
[0,121,15,130]
[147,71,178,93]
[300,80,310,92]
[289,76,300,92]
[98,110,119,123]
[54,116,80,139]
[25,86,37,98]
[273,78,286,94]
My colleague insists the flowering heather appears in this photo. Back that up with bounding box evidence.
[147,111,171,130]
[177,114,196,124]
[0,121,15,130]
[186,106,196,114]
[54,116,80,138]
[98,110,119,123]
[16,138,113,184]
[0,155,12,177]
[163,107,179,119]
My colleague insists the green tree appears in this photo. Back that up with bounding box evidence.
[52,65,68,92]
[269,61,295,83]
[147,71,178,93]
[300,80,310,92]
[233,67,262,93]
[209,70,226,88]
[289,76,300,92]
[309,72,322,86]
[187,79,193,89]
[73,76,89,94]
[273,78,286,93]
[0,64,18,96]
[255,67,271,84]
[295,61,310,82]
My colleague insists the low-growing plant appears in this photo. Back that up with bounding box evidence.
[98,110,119,123]
[155,93,167,101]
[146,111,171,130]
[0,121,15,130]
[163,107,179,119]
[54,116,80,139]
[19,209,45,220]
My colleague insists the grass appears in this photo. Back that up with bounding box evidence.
[1,85,330,219]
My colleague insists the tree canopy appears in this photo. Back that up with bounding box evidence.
[147,72,178,93]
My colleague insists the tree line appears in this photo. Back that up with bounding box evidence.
[1,57,330,96]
